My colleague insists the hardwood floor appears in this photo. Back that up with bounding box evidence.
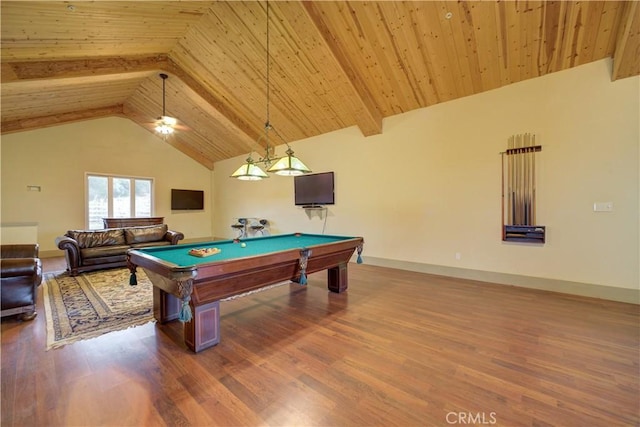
[2,258,638,426]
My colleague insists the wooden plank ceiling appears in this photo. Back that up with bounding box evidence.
[1,1,638,170]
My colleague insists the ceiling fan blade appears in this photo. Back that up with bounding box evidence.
[174,123,191,131]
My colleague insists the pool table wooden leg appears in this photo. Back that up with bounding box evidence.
[327,263,348,293]
[154,288,221,352]
[184,300,221,353]
[154,287,180,322]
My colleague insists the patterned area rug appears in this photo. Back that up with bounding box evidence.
[42,268,154,350]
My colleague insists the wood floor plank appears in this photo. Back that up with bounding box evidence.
[1,259,638,426]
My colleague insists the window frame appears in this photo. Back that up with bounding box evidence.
[85,172,155,229]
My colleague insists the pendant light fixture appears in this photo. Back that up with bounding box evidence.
[230,156,269,181]
[231,1,311,180]
[155,73,177,135]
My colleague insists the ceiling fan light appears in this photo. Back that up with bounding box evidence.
[155,124,174,135]
[267,148,311,176]
[154,73,179,136]
[160,115,177,126]
[231,159,269,180]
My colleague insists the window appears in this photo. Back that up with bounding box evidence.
[86,173,154,229]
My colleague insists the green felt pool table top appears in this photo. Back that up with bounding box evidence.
[132,233,360,267]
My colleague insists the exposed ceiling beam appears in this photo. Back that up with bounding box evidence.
[1,55,167,82]
[612,0,640,81]
[163,57,261,146]
[1,104,126,134]
[301,2,383,137]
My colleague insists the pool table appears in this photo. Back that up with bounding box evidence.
[127,233,364,352]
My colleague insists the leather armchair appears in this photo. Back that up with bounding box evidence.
[1,244,43,321]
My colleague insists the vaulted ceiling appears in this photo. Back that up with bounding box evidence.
[2,1,638,170]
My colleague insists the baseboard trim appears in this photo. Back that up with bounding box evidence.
[42,249,638,304]
[359,256,639,305]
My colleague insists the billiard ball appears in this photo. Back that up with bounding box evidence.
[240,242,247,248]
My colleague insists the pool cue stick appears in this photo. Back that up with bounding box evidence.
[520,135,527,224]
[514,135,519,224]
[520,136,524,225]
[528,134,533,224]
[529,134,534,224]
[524,133,531,225]
[520,134,525,224]
[532,134,536,224]
[512,135,516,224]
[523,136,527,224]
[522,134,527,224]
[528,134,532,224]
[508,135,514,224]
[506,137,511,224]
[523,134,528,225]
[507,137,511,224]
[525,134,529,224]
[524,134,531,225]
[517,134,522,224]
[530,134,536,225]
[501,151,505,238]
[512,135,517,224]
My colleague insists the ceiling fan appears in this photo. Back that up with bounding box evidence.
[153,73,187,135]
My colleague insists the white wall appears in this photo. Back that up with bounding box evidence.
[1,59,637,300]
[0,117,213,253]
[214,59,639,294]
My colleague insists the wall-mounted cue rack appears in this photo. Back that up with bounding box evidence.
[501,133,545,243]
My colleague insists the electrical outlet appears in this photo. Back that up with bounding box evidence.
[593,202,613,212]
[455,252,461,260]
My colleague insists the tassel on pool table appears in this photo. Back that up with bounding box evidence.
[179,297,192,322]
[299,271,307,285]
[357,253,363,264]
[129,272,137,286]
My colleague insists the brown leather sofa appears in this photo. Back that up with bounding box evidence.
[55,224,184,276]
[1,244,43,320]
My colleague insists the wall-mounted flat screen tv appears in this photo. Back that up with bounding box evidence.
[171,189,204,210]
[294,172,335,207]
